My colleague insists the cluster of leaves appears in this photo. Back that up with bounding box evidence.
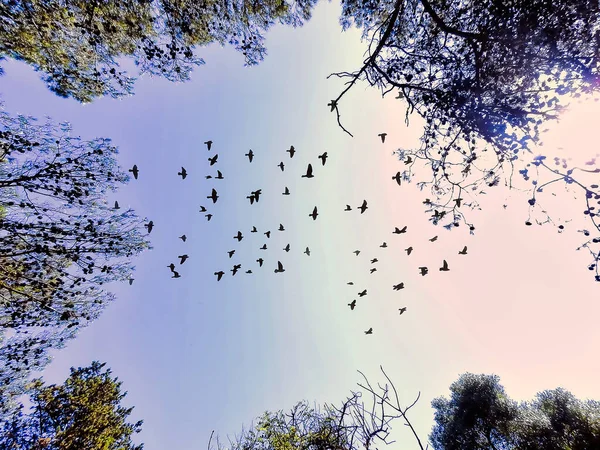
[0,361,144,450]
[330,0,600,281]
[0,0,318,102]
[0,110,150,417]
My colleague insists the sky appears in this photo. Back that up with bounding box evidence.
[1,1,600,448]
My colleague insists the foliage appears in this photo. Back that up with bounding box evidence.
[430,373,600,450]
[0,0,318,102]
[0,361,144,450]
[330,0,600,281]
[0,110,150,417]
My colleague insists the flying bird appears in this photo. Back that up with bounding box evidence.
[167,263,175,272]
[227,250,235,258]
[454,198,463,208]
[204,140,213,151]
[358,200,368,214]
[371,258,378,264]
[304,247,310,256]
[178,254,189,265]
[205,214,213,221]
[256,258,264,267]
[358,290,367,297]
[208,154,219,166]
[246,194,256,205]
[392,172,402,185]
[309,206,318,220]
[348,300,356,310]
[205,175,212,179]
[287,145,296,158]
[458,246,468,255]
[393,283,404,290]
[178,167,187,179]
[245,270,253,274]
[129,278,134,285]
[404,156,413,164]
[318,152,328,166]
[398,307,407,315]
[439,260,450,271]
[251,226,258,233]
[393,226,407,234]
[282,187,290,195]
[214,271,224,281]
[378,132,387,143]
[231,264,241,276]
[260,244,267,250]
[364,328,373,335]
[179,235,187,242]
[274,261,285,273]
[353,250,361,256]
[207,189,219,203]
[277,162,285,171]
[251,189,262,202]
[370,268,377,274]
[283,244,291,252]
[405,247,413,255]
[344,205,352,211]
[264,231,271,238]
[199,206,207,213]
[419,267,428,276]
[114,201,120,210]
[429,236,438,242]
[215,170,224,179]
[172,270,181,279]
[347,282,354,285]
[278,224,285,231]
[245,150,254,162]
[145,221,154,233]
[301,164,314,178]
[128,165,139,179]
[380,242,388,248]
[233,231,243,242]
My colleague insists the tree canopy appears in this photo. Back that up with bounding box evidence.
[0,361,144,450]
[0,110,150,417]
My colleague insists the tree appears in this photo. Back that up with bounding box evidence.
[0,361,144,450]
[430,373,600,450]
[0,110,150,417]
[330,0,600,281]
[0,0,318,102]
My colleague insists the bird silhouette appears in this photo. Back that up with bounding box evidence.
[179,235,187,242]
[227,250,235,258]
[114,201,120,210]
[204,140,213,151]
[234,231,243,242]
[429,236,438,242]
[392,172,401,185]
[283,244,291,252]
[344,205,352,211]
[245,150,254,162]
[277,162,285,171]
[178,167,187,179]
[245,270,253,274]
[178,254,189,265]
[278,224,285,231]
[419,267,428,276]
[393,226,407,234]
[208,154,219,166]
[167,263,175,272]
[274,261,285,273]
[348,299,356,310]
[405,247,413,255]
[380,242,388,248]
[260,244,267,250]
[328,99,337,111]
[301,164,314,178]
[353,250,361,256]
[282,187,290,195]
[404,156,413,164]
[214,271,224,281]
[454,198,463,208]
[458,246,468,255]
[129,165,139,179]
[205,214,213,221]
[205,175,212,179]
[304,247,311,256]
[172,270,181,278]
[246,194,256,205]
[358,290,367,297]
[370,268,377,274]
[287,145,296,158]
[256,258,264,267]
[318,152,328,166]
[199,206,207,212]
[398,307,407,315]
[393,283,404,290]
[264,231,271,238]
[378,132,387,143]
[251,189,262,201]
[129,278,134,285]
[215,170,224,179]
[251,226,258,233]
[347,282,354,285]
[439,260,450,271]
[145,221,154,233]
[309,206,318,220]
[207,189,219,203]
[358,200,368,214]
[231,264,241,276]
[371,258,378,264]
[364,328,373,335]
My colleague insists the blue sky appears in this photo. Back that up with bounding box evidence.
[2,1,600,448]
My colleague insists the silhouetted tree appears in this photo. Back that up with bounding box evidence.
[0,361,144,450]
[330,0,600,281]
[0,0,317,102]
[0,110,150,417]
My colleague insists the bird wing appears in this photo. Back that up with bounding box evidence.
[361,200,367,208]
[306,164,313,176]
[277,261,284,271]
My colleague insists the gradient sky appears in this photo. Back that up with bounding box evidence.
[1,2,600,448]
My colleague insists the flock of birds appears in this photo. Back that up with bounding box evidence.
[122,136,470,335]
